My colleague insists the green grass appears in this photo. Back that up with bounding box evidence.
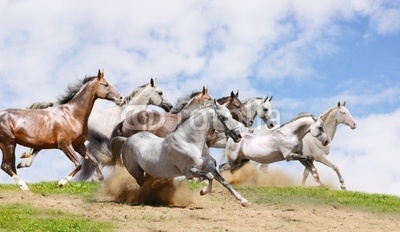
[1,181,400,231]
[0,203,111,232]
[0,181,110,232]
[235,185,400,214]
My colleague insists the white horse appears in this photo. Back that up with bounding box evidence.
[257,102,356,190]
[17,78,172,169]
[220,113,330,187]
[209,96,275,148]
[243,96,275,128]
[110,100,251,207]
[300,101,356,189]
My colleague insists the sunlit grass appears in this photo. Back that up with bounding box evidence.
[0,203,111,232]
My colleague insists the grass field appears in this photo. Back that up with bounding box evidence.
[1,181,400,231]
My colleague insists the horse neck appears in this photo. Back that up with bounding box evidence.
[68,82,98,124]
[288,117,315,139]
[322,108,339,141]
[170,108,213,147]
[244,98,259,121]
[123,86,152,111]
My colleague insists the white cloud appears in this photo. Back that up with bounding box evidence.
[326,109,400,196]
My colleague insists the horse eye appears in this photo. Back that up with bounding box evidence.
[158,91,163,95]
[263,108,268,112]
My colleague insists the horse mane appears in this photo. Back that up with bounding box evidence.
[320,106,338,122]
[242,97,262,105]
[280,112,315,128]
[56,76,97,104]
[120,83,149,106]
[217,96,231,104]
[26,102,55,109]
[170,91,202,114]
[173,103,211,130]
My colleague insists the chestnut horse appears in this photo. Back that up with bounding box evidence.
[0,70,123,192]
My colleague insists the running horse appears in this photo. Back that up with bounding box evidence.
[110,99,250,206]
[0,70,123,192]
[220,113,331,187]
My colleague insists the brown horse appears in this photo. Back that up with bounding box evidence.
[0,70,123,192]
[75,86,214,180]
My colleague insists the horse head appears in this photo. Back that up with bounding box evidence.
[336,101,357,130]
[256,96,275,128]
[219,90,252,127]
[212,99,242,143]
[310,115,330,146]
[95,70,123,106]
[144,78,173,112]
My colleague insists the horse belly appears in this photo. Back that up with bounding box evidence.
[242,139,284,164]
[128,132,182,179]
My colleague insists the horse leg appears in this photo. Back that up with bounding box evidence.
[187,167,214,195]
[299,160,324,188]
[259,163,269,172]
[0,144,30,192]
[208,165,251,207]
[301,167,310,186]
[75,143,104,182]
[20,148,34,158]
[58,145,82,187]
[317,156,346,190]
[91,163,104,182]
[17,149,41,169]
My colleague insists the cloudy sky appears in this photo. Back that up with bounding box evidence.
[1,0,399,196]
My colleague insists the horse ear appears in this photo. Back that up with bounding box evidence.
[97,69,102,79]
[236,90,239,97]
[264,96,269,102]
[343,101,346,106]
[230,91,235,98]
[269,96,273,102]
[202,86,208,94]
[150,78,155,87]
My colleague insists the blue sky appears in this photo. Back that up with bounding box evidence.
[0,0,399,196]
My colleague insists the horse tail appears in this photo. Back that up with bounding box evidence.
[110,120,124,139]
[74,128,112,181]
[26,101,55,109]
[110,136,127,166]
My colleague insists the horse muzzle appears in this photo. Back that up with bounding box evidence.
[226,129,242,143]
[161,101,173,112]
[114,96,124,106]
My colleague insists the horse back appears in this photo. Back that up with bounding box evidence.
[122,110,179,138]
[0,108,84,149]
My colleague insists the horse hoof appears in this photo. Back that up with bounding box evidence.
[17,163,24,169]
[241,200,251,207]
[58,179,68,187]
[341,186,347,191]
[20,152,31,159]
[200,190,206,196]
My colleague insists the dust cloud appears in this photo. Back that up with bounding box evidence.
[95,166,200,207]
[95,163,322,207]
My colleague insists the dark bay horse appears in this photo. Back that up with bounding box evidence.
[0,70,123,192]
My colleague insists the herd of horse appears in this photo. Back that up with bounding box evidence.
[0,70,357,206]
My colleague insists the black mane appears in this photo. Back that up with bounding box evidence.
[56,76,96,104]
